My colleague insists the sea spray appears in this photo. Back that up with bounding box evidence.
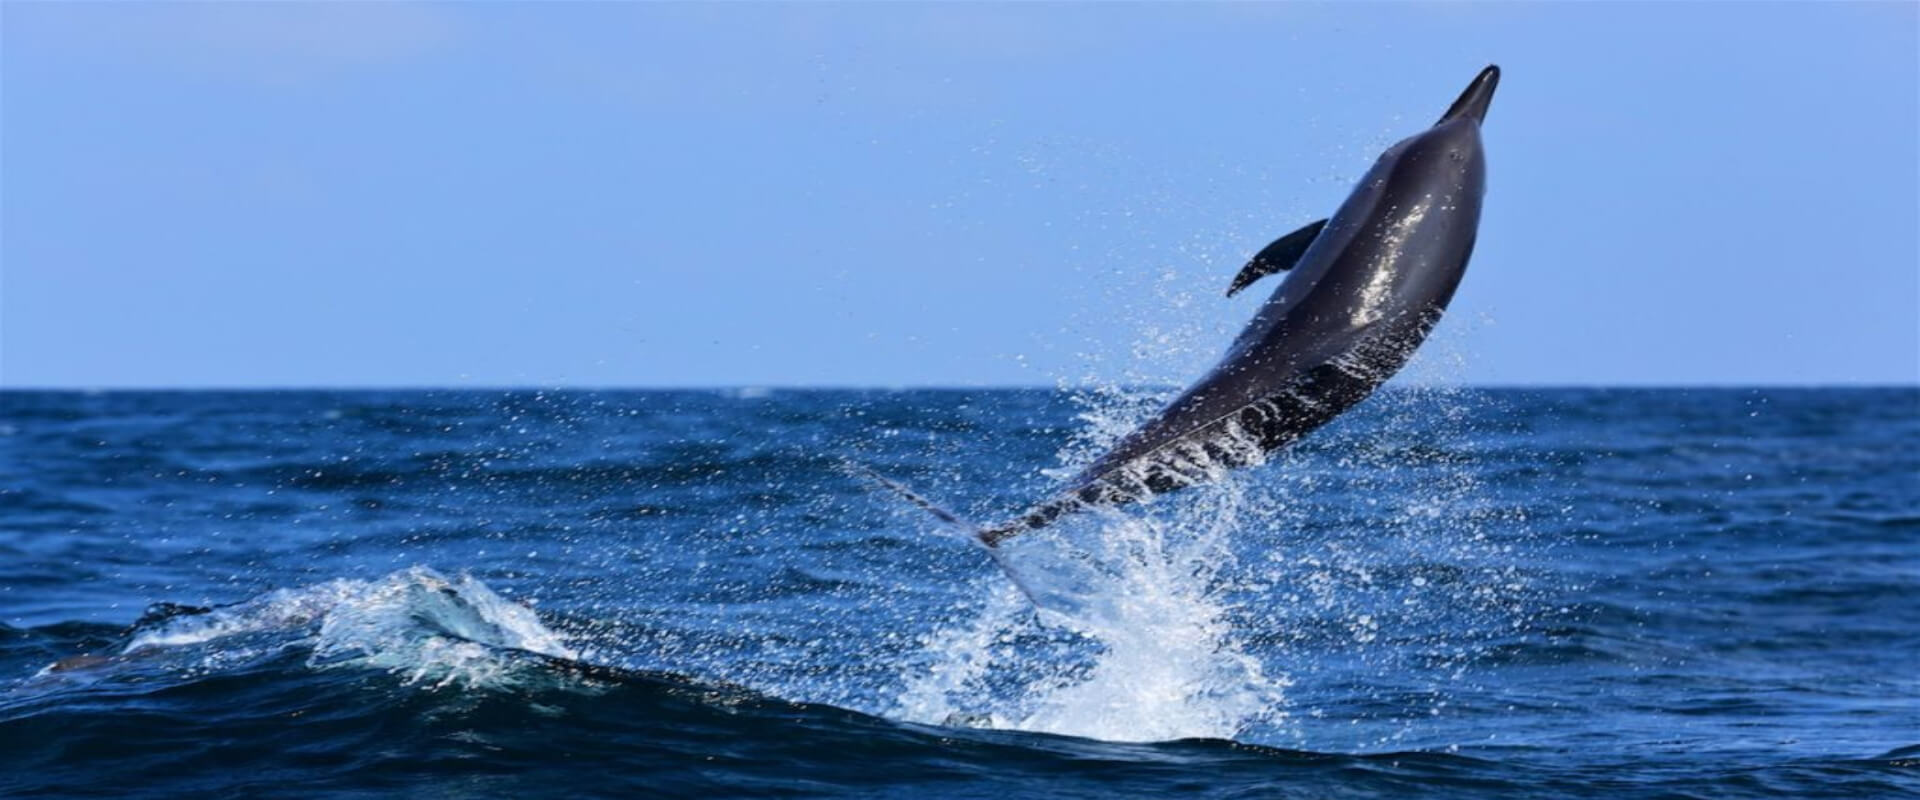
[1004,500,1290,742]
[880,376,1541,747]
[890,581,1032,728]
[110,567,577,689]
[889,387,1290,742]
[1225,384,1548,751]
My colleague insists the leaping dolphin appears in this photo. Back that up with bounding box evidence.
[863,65,1499,559]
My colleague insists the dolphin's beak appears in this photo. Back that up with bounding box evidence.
[1437,65,1500,125]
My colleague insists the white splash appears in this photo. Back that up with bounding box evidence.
[122,566,574,688]
[1008,502,1289,742]
[891,390,1289,743]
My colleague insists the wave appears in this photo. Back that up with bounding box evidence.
[4,569,1912,799]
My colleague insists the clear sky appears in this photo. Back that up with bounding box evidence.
[3,2,1915,388]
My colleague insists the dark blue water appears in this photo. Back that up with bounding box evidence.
[2,388,1915,798]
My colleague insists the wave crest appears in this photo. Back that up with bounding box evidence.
[116,567,575,688]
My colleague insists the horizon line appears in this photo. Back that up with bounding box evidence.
[2,382,1916,393]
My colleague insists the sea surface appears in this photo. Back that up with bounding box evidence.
[1,387,1915,798]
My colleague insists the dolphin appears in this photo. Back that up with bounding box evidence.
[862,65,1499,557]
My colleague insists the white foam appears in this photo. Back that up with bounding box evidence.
[122,566,574,689]
[1008,504,1289,742]
[891,388,1289,743]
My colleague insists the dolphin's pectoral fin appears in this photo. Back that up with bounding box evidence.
[1226,219,1328,297]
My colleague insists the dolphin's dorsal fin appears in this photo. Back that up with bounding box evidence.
[1226,219,1327,297]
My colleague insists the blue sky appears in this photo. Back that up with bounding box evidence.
[4,3,1914,388]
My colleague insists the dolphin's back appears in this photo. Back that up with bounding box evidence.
[981,306,1442,543]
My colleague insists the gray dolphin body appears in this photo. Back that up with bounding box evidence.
[972,65,1501,545]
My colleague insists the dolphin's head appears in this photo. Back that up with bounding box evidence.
[1370,65,1499,173]
[1387,65,1497,199]
[1437,65,1500,126]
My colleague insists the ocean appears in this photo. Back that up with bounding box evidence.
[1,387,1915,798]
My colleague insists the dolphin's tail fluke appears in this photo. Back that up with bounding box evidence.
[842,462,1046,609]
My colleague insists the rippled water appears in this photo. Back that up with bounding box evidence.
[2,388,1915,798]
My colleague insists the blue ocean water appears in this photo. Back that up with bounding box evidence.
[1,387,1915,798]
